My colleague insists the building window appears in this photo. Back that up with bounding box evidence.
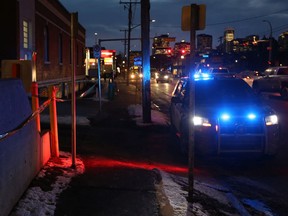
[59,33,63,64]
[23,20,29,49]
[44,26,50,62]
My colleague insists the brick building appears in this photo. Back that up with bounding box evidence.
[0,0,86,96]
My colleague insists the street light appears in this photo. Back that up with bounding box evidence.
[94,32,98,44]
[263,20,272,65]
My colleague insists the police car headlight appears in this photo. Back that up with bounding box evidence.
[193,116,211,127]
[265,114,278,126]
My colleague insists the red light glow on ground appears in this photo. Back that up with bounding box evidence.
[87,157,190,174]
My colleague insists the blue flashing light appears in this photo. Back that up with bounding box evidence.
[194,72,212,81]
[247,113,256,120]
[194,73,200,79]
[220,113,230,121]
[202,73,210,79]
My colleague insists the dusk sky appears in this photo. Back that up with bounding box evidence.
[59,0,288,54]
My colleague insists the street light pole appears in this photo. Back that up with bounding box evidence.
[127,1,132,86]
[263,20,273,65]
[94,32,98,44]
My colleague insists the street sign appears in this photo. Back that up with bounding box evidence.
[134,56,142,66]
[181,4,206,31]
[93,45,101,58]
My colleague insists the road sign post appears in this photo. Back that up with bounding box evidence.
[181,3,206,204]
[93,44,101,58]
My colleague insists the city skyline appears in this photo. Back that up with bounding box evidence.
[59,0,288,54]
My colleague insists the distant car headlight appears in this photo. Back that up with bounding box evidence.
[265,114,278,126]
[192,116,211,127]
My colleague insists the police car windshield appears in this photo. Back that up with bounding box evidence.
[195,79,257,104]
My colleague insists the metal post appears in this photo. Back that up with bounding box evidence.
[97,40,102,111]
[71,12,78,167]
[49,86,59,157]
[188,3,198,204]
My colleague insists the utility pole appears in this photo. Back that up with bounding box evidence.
[120,29,128,58]
[120,0,140,85]
[263,20,273,66]
[120,29,128,79]
[127,1,132,86]
[141,0,151,123]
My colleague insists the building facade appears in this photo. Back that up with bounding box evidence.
[152,34,175,56]
[0,0,86,94]
[197,34,212,52]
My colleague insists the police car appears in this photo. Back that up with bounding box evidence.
[169,76,280,156]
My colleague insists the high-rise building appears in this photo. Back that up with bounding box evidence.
[279,32,288,51]
[152,34,175,56]
[224,28,235,53]
[174,40,190,56]
[197,34,212,52]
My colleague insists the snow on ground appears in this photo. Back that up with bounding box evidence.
[10,152,84,216]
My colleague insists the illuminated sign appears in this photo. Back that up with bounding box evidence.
[101,50,116,58]
[101,50,115,66]
[134,56,142,66]
[104,58,113,65]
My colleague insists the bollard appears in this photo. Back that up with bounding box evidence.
[31,82,41,132]
[48,86,59,157]
[108,79,115,100]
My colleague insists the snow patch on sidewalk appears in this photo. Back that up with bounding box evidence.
[10,152,84,216]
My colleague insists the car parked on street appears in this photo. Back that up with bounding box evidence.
[252,66,288,100]
[235,70,260,87]
[170,76,280,156]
